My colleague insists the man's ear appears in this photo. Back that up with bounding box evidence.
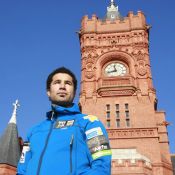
[47,90,50,97]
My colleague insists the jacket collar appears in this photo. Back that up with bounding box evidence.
[46,103,80,119]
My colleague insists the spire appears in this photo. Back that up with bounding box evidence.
[0,100,21,167]
[105,0,122,21]
[8,99,20,124]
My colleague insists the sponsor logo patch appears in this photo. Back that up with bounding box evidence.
[83,115,99,122]
[87,135,111,160]
[92,150,112,160]
[20,142,30,163]
[85,127,103,140]
[66,120,75,126]
[54,120,75,129]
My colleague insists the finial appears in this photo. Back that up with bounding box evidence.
[108,0,119,12]
[8,99,20,124]
[110,0,116,7]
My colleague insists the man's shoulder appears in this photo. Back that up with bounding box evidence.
[76,114,101,127]
[82,115,100,123]
[76,114,109,139]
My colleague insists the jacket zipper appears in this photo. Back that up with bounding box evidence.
[70,134,74,174]
[36,111,55,175]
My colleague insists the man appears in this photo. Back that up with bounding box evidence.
[17,67,112,175]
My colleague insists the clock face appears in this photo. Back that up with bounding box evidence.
[105,63,127,77]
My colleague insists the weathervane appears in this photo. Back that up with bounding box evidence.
[8,99,20,124]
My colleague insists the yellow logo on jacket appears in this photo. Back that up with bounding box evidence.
[83,115,99,122]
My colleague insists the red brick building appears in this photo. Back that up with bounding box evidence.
[79,1,173,174]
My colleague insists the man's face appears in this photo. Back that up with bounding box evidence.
[47,73,75,106]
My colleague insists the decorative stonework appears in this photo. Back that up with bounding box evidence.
[81,32,148,50]
[85,70,95,79]
[134,51,145,61]
[97,76,136,97]
[132,31,148,44]
[132,51,148,77]
[81,47,99,60]
[98,88,136,97]
[137,60,147,76]
[101,77,132,86]
[84,54,96,79]
[107,128,158,139]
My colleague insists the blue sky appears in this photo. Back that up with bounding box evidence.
[0,0,174,153]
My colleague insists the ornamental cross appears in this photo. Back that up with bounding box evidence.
[9,99,20,124]
[13,99,20,112]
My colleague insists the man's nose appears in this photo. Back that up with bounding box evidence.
[59,82,66,89]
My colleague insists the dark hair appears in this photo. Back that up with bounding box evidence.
[46,67,77,92]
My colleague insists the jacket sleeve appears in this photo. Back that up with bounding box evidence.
[16,133,32,175]
[82,115,112,175]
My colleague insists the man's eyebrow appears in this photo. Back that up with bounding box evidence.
[52,79,61,83]
[53,79,61,81]
[65,80,73,84]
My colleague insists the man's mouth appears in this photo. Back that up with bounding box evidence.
[57,92,67,97]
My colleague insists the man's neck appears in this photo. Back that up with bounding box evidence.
[51,102,73,108]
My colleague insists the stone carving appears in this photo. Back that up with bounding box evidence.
[133,51,148,77]
[84,55,96,79]
[86,62,93,71]
[137,60,147,76]
[82,48,99,60]
[133,51,145,61]
[85,70,95,79]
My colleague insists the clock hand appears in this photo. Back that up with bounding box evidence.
[113,65,117,71]
[107,65,118,73]
[107,69,116,73]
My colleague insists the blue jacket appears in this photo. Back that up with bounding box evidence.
[17,104,111,175]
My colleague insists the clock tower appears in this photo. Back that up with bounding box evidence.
[79,1,173,174]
